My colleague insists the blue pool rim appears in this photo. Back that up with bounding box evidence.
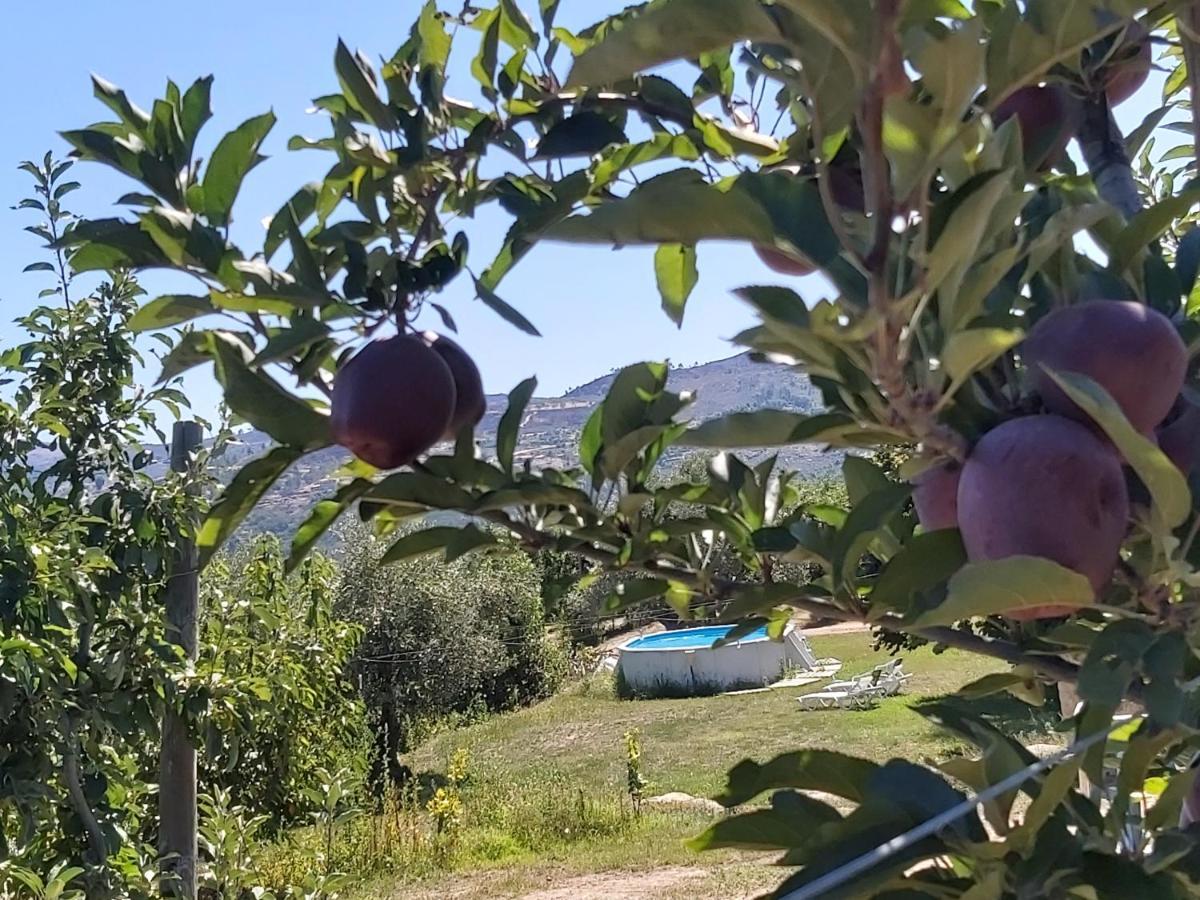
[621,623,777,651]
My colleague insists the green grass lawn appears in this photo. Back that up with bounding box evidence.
[341,630,1039,899]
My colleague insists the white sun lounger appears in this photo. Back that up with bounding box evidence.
[797,675,888,710]
[797,659,910,710]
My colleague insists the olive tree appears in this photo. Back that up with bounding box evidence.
[59,0,1200,894]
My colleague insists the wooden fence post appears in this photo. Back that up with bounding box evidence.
[160,420,203,898]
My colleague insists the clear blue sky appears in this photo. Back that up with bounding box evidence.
[0,3,1170,423]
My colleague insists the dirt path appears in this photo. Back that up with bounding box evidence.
[520,866,707,899]
[401,861,778,900]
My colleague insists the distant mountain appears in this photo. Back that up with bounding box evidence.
[223,352,842,538]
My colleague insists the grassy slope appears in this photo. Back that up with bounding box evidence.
[410,632,1008,795]
[351,632,1024,898]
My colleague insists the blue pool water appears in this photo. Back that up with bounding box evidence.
[624,624,769,650]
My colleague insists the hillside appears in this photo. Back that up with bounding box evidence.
[228,352,840,537]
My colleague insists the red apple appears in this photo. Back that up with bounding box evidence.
[993,85,1077,171]
[1102,23,1152,107]
[957,415,1129,620]
[1023,300,1186,435]
[423,331,486,439]
[912,462,961,532]
[754,245,816,276]
[330,334,456,469]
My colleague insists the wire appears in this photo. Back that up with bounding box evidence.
[780,717,1131,900]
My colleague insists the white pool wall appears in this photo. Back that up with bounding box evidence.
[617,625,817,695]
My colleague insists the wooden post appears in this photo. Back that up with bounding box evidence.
[160,420,202,898]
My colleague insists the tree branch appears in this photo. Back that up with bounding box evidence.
[857,0,968,463]
[62,719,108,868]
[1181,4,1200,164]
[1076,93,1142,220]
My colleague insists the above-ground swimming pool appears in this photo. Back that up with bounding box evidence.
[617,624,818,696]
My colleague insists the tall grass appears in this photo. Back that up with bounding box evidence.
[253,761,639,892]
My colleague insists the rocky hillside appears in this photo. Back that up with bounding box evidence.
[225,352,840,537]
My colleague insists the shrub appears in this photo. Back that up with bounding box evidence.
[198,535,370,834]
[335,530,566,773]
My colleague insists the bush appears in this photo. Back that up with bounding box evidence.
[198,536,370,834]
[335,530,566,771]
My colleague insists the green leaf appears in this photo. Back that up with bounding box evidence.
[334,39,397,130]
[1146,766,1199,830]
[869,529,966,617]
[60,129,147,194]
[471,9,502,95]
[202,111,276,227]
[654,244,697,326]
[682,410,881,448]
[91,74,150,130]
[253,318,332,365]
[365,471,474,509]
[210,333,332,450]
[498,0,539,49]
[605,577,669,612]
[62,218,168,272]
[287,479,373,572]
[1176,227,1200,295]
[910,17,985,136]
[417,1,452,70]
[475,278,540,336]
[956,670,1042,701]
[1043,368,1190,529]
[472,482,593,512]
[444,523,498,562]
[566,0,780,88]
[535,111,626,158]
[381,527,460,564]
[1007,757,1080,851]
[601,363,666,446]
[903,0,970,27]
[53,181,81,200]
[129,294,215,332]
[831,483,912,587]
[716,749,879,807]
[579,406,603,478]
[984,3,1134,102]
[157,330,217,382]
[284,206,326,291]
[929,170,1016,326]
[940,327,1023,399]
[842,456,891,506]
[591,132,701,188]
[264,183,319,259]
[1114,727,1181,824]
[911,556,1095,627]
[498,377,537,475]
[1109,189,1200,274]
[547,169,773,247]
[179,75,214,157]
[22,262,56,273]
[548,170,857,295]
[1124,105,1171,160]
[198,446,303,564]
[686,793,842,851]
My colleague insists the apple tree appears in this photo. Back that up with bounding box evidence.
[58,0,1200,894]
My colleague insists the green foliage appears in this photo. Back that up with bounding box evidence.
[0,159,366,898]
[0,157,208,898]
[198,536,369,834]
[56,0,1200,895]
[336,527,566,763]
